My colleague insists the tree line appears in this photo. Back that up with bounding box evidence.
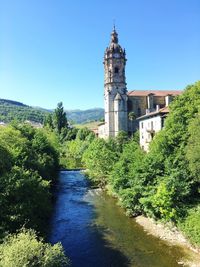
[0,101,98,266]
[64,81,200,247]
[0,100,48,123]
[1,80,200,265]
[0,103,72,266]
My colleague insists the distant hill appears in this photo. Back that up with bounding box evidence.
[0,99,49,123]
[74,120,104,130]
[0,99,28,107]
[0,99,104,124]
[66,108,104,124]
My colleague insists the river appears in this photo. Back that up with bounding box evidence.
[49,170,193,267]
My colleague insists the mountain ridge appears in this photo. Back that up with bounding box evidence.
[0,98,104,124]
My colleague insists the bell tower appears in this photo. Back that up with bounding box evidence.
[104,27,128,137]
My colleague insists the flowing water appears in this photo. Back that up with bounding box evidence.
[49,170,194,267]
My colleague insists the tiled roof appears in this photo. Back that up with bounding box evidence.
[128,90,182,97]
[137,106,169,120]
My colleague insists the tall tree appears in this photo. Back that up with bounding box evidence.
[53,102,68,134]
[44,113,54,129]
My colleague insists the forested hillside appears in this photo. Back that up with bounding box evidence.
[0,99,49,123]
[66,108,104,124]
[0,99,104,124]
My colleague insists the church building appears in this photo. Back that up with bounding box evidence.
[98,27,182,141]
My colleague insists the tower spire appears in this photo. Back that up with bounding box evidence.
[110,24,118,44]
[113,19,116,31]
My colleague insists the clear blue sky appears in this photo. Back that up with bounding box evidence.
[0,0,200,110]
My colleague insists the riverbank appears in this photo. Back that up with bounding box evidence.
[135,215,200,267]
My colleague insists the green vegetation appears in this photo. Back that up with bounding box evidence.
[66,108,104,124]
[185,113,200,182]
[0,98,104,125]
[0,122,71,265]
[0,101,75,265]
[44,102,68,142]
[0,124,59,237]
[67,81,200,247]
[83,138,117,186]
[74,120,101,130]
[178,206,200,246]
[2,81,200,258]
[0,99,49,123]
[0,229,69,267]
[60,127,95,169]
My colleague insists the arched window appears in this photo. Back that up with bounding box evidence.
[114,67,119,74]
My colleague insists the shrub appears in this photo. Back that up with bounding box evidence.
[178,206,200,246]
[0,229,70,267]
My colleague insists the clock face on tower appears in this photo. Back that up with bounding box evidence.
[113,53,120,58]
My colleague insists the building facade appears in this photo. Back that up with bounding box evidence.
[138,106,169,151]
[98,28,182,139]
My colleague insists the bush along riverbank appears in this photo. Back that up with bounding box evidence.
[81,81,200,251]
[0,103,72,266]
[0,102,99,266]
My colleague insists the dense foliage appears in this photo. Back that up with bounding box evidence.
[0,119,71,265]
[60,128,95,169]
[0,229,70,267]
[178,206,200,246]
[82,138,117,186]
[0,99,49,123]
[0,101,100,266]
[2,80,200,260]
[0,124,59,237]
[0,99,104,125]
[80,81,200,246]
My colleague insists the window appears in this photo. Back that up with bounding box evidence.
[114,67,119,74]
[141,122,143,129]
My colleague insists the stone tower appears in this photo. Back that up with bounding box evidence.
[104,27,128,137]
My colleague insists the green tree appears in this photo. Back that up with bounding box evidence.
[65,127,78,141]
[82,138,117,186]
[53,102,68,134]
[0,145,12,176]
[115,131,129,152]
[31,130,59,181]
[76,127,93,141]
[138,81,200,221]
[186,113,200,183]
[178,206,200,246]
[140,179,177,221]
[0,124,59,236]
[61,139,89,169]
[109,140,145,215]
[0,229,70,267]
[44,113,54,129]
[0,166,51,235]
